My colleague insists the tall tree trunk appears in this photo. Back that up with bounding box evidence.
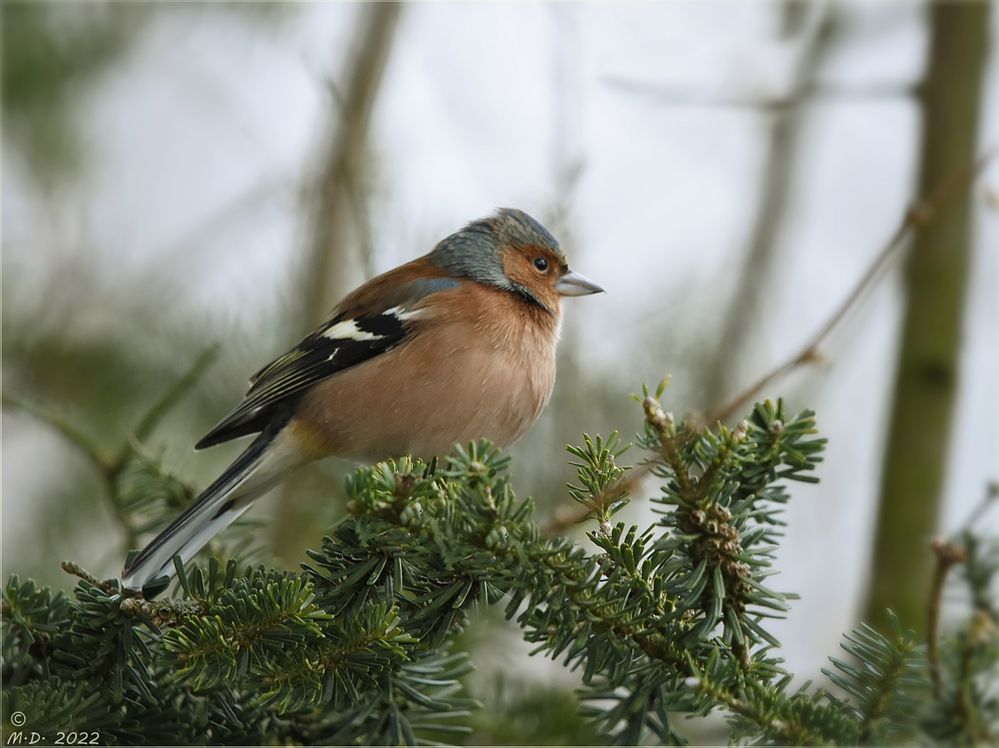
[272,3,401,562]
[702,4,832,409]
[863,2,988,634]
[300,2,402,325]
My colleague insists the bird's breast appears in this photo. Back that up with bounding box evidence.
[293,290,560,462]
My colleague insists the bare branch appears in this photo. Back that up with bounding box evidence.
[544,148,995,536]
[703,4,834,407]
[61,561,117,594]
[927,538,967,695]
[707,147,996,425]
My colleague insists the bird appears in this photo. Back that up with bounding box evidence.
[121,208,603,592]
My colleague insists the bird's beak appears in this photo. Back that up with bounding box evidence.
[556,270,604,297]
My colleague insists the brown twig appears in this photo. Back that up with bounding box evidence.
[61,561,205,621]
[927,538,968,695]
[119,595,204,625]
[707,146,996,425]
[61,561,117,594]
[543,148,995,536]
[703,2,833,407]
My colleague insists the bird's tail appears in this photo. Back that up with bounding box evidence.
[121,426,307,592]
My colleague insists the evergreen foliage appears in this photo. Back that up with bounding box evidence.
[2,388,995,745]
[921,527,999,745]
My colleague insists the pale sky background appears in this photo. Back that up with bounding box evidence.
[3,0,997,688]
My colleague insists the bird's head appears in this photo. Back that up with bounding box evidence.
[429,208,603,313]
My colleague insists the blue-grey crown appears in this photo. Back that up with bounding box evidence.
[428,208,563,289]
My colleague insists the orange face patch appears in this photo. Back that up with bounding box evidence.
[501,245,568,312]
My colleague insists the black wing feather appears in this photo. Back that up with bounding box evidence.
[195,310,409,449]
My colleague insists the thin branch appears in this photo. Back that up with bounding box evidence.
[5,346,217,551]
[2,393,114,474]
[122,345,219,466]
[119,595,204,625]
[707,146,997,425]
[959,481,999,531]
[543,418,696,537]
[544,148,995,536]
[602,76,920,110]
[3,393,137,546]
[926,483,998,695]
[927,538,967,695]
[703,1,833,406]
[61,561,117,594]
[60,559,204,623]
[695,675,823,745]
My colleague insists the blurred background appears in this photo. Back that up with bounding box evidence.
[2,1,997,742]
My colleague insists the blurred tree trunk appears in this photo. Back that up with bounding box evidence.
[300,2,401,325]
[863,2,988,634]
[702,4,832,409]
[272,2,401,562]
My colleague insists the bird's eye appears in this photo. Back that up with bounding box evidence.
[533,257,549,272]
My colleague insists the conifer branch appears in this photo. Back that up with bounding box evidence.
[695,675,827,746]
[3,388,994,744]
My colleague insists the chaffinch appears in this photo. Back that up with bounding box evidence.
[121,208,603,591]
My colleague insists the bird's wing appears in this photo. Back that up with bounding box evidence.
[195,273,459,449]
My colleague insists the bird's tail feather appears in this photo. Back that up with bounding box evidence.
[121,427,306,591]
